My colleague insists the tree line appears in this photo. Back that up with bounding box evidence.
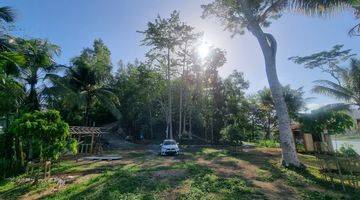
[1,1,360,171]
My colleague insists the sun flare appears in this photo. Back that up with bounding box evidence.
[198,41,210,59]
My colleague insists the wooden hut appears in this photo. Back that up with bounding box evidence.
[70,126,107,154]
[291,123,333,153]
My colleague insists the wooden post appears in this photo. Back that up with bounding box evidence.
[323,133,334,152]
[90,133,94,154]
[303,133,314,152]
[44,161,51,179]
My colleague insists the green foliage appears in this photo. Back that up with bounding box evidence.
[338,144,359,157]
[299,107,353,136]
[9,110,77,161]
[15,38,61,111]
[291,45,360,109]
[0,158,23,179]
[201,0,285,36]
[0,6,15,23]
[0,77,25,115]
[248,85,306,140]
[46,39,120,126]
[256,140,280,148]
[220,124,243,146]
[113,61,166,138]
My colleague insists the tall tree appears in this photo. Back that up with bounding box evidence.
[202,0,301,167]
[254,86,306,139]
[176,24,201,139]
[203,48,227,143]
[139,11,184,139]
[17,39,60,111]
[46,39,120,126]
[113,61,166,139]
[291,45,360,108]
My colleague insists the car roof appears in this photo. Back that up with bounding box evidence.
[163,139,176,142]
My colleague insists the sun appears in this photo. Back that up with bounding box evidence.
[198,41,210,60]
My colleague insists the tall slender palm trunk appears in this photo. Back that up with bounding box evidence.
[248,23,301,167]
[167,48,173,139]
[179,68,184,139]
[26,83,40,111]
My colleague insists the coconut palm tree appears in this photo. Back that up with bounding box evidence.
[0,6,20,78]
[16,39,61,111]
[0,6,15,24]
[291,0,359,36]
[312,58,360,107]
[46,40,120,126]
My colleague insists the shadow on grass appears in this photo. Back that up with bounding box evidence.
[0,181,32,200]
[209,148,360,199]
[37,158,264,200]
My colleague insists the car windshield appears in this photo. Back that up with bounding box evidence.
[163,141,176,145]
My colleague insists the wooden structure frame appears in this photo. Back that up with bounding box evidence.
[291,123,334,153]
[70,126,106,154]
[317,155,360,191]
[26,161,51,179]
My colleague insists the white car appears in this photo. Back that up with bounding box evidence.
[160,139,180,156]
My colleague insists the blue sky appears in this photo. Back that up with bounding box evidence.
[4,0,360,110]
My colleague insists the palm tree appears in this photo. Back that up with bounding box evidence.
[16,39,61,111]
[0,6,20,79]
[0,6,15,24]
[46,40,120,126]
[312,59,360,107]
[290,0,359,36]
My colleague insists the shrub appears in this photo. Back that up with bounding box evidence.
[220,125,243,147]
[338,144,359,157]
[256,140,280,148]
[9,110,77,163]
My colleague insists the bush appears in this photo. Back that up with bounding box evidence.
[256,140,280,148]
[220,125,243,146]
[0,158,23,179]
[338,144,359,157]
[9,110,77,163]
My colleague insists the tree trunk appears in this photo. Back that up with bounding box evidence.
[28,137,33,160]
[265,112,271,139]
[179,70,183,139]
[84,95,91,126]
[149,104,154,139]
[27,83,40,111]
[248,23,301,167]
[189,106,192,139]
[211,117,214,144]
[167,48,173,139]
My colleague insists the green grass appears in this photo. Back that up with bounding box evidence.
[1,147,359,199]
[256,140,280,148]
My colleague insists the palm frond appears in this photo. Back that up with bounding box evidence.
[95,90,122,120]
[0,6,15,23]
[312,85,353,102]
[349,22,360,36]
[313,79,354,96]
[289,0,354,17]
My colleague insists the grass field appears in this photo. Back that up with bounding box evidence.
[1,146,359,200]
